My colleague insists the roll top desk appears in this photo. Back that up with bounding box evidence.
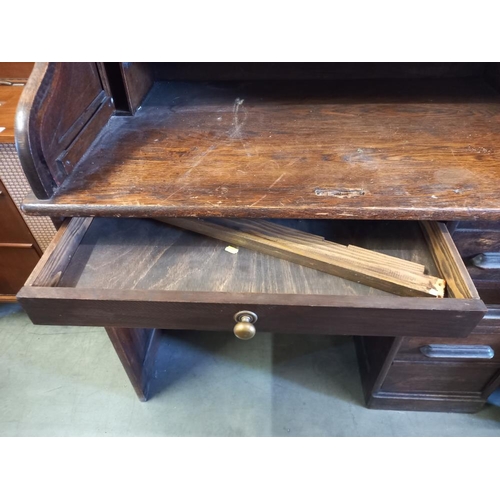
[15,63,500,411]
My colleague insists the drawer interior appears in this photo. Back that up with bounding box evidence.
[18,217,486,336]
[42,218,441,296]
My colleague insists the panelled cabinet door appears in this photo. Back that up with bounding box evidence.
[16,62,115,198]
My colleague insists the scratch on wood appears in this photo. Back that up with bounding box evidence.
[268,173,285,189]
[181,99,249,174]
[229,97,253,157]
[315,188,366,198]
[230,98,246,139]
[181,141,221,178]
[250,194,268,207]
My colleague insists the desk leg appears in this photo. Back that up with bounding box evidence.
[105,327,160,401]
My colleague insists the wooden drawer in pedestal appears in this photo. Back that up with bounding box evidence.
[381,361,500,394]
[17,217,485,339]
[356,306,500,413]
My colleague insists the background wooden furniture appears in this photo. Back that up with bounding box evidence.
[0,177,41,300]
[0,62,54,301]
[14,63,500,410]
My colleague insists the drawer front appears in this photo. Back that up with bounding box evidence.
[453,229,500,258]
[382,360,500,394]
[0,181,35,244]
[17,217,486,339]
[17,288,486,338]
[0,245,40,295]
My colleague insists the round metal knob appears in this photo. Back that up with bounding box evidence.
[233,311,258,340]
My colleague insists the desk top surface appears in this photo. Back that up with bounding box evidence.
[23,78,500,220]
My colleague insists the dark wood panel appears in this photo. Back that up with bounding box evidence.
[354,336,403,400]
[484,63,500,93]
[0,245,40,295]
[381,360,500,393]
[356,334,496,412]
[15,63,114,198]
[37,64,104,183]
[16,287,485,338]
[153,63,486,81]
[120,63,154,114]
[105,327,159,401]
[57,97,115,175]
[21,78,500,220]
[453,229,500,258]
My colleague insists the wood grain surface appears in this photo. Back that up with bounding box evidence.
[105,327,159,401]
[420,221,480,299]
[57,218,439,297]
[0,86,24,143]
[0,63,34,81]
[381,360,500,394]
[158,217,445,297]
[453,229,500,257]
[17,285,486,338]
[21,78,500,220]
[30,217,93,287]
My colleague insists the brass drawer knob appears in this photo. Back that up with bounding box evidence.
[233,311,258,340]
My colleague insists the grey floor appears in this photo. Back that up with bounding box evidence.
[1,302,499,436]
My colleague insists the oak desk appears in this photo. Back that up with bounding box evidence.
[16,63,500,411]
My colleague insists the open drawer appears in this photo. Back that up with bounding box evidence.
[17,217,486,338]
